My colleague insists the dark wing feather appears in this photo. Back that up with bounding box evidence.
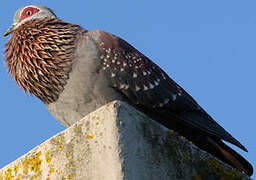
[87,30,247,151]
[84,30,253,176]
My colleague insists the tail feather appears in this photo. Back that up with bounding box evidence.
[204,136,253,176]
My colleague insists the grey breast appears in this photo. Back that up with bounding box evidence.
[46,30,124,127]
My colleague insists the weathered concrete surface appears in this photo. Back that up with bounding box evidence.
[0,101,250,180]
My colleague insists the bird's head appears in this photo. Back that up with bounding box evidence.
[3,5,83,104]
[3,5,56,36]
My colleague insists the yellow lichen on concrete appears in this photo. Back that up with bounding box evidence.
[73,124,82,134]
[13,165,19,176]
[182,152,190,161]
[85,134,94,139]
[48,167,55,174]
[57,173,76,180]
[205,157,240,180]
[192,172,202,180]
[67,173,76,180]
[15,174,21,180]
[4,168,12,180]
[31,174,37,179]
[1,149,59,179]
[91,115,100,121]
[55,169,63,175]
[66,152,71,159]
[66,161,73,168]
[52,135,64,152]
[2,168,21,180]
[45,151,53,163]
[22,151,42,178]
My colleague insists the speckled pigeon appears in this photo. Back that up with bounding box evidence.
[3,5,253,176]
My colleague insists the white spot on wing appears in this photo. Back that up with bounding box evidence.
[172,94,177,101]
[143,85,148,91]
[149,83,154,89]
[106,48,111,53]
[111,73,116,77]
[164,98,170,104]
[161,72,166,80]
[120,83,126,89]
[133,73,138,78]
[135,85,141,91]
[158,103,164,107]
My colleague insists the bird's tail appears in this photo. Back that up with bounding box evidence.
[201,136,253,176]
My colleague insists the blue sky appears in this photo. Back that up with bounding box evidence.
[0,0,255,178]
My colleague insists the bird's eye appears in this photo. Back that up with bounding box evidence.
[26,10,32,16]
[20,7,40,21]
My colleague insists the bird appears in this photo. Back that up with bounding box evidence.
[3,5,253,176]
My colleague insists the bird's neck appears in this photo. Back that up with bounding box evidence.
[4,18,85,104]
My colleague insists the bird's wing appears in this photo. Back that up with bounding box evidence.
[86,30,246,151]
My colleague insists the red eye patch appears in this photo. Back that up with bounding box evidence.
[20,7,40,21]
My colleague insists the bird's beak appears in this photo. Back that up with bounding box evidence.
[3,23,16,37]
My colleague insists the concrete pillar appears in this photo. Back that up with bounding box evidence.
[0,101,250,180]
